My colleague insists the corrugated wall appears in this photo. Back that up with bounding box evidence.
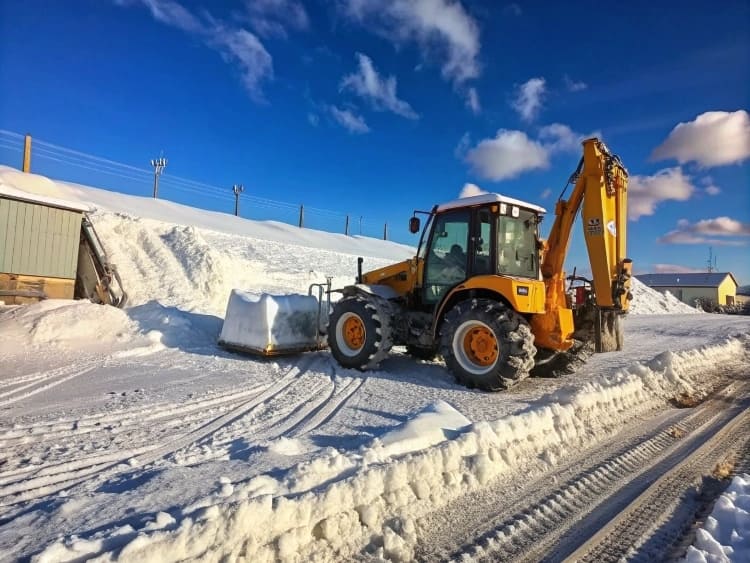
[0,197,82,279]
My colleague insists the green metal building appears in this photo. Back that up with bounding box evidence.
[0,187,90,303]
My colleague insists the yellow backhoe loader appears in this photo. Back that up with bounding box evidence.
[220,137,631,391]
[326,137,631,390]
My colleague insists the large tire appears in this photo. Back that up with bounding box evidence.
[439,299,536,391]
[328,296,392,370]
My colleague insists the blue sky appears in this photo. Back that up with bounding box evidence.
[1,1,749,282]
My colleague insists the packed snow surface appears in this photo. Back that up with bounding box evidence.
[0,168,747,562]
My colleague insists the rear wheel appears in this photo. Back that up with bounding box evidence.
[439,299,536,391]
[328,296,391,370]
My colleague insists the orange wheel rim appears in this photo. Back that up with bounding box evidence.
[343,316,365,350]
[462,325,498,367]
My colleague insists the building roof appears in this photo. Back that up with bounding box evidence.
[0,184,91,213]
[437,193,547,214]
[637,272,738,288]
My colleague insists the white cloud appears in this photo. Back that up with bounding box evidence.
[127,0,203,32]
[705,185,721,195]
[465,87,481,114]
[340,53,418,119]
[511,77,545,122]
[651,110,750,167]
[454,132,471,158]
[538,123,597,153]
[458,183,487,198]
[211,29,273,102]
[339,0,481,85]
[242,0,309,38]
[563,74,587,92]
[465,129,549,181]
[461,123,592,181]
[329,106,370,134]
[307,112,319,127]
[675,217,750,236]
[117,1,274,102]
[652,263,705,274]
[540,188,552,200]
[628,167,695,220]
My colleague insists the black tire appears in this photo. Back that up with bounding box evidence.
[406,344,438,361]
[531,340,594,378]
[439,299,536,391]
[328,296,391,370]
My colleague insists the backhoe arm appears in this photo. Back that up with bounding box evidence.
[532,138,632,351]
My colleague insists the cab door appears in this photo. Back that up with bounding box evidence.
[423,208,470,304]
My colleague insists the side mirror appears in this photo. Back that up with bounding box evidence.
[409,216,421,234]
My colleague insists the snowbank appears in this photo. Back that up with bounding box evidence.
[630,277,702,315]
[0,166,416,262]
[36,338,746,562]
[684,474,750,563]
[0,300,155,355]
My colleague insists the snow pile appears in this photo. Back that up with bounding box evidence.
[684,473,750,563]
[37,338,746,563]
[218,290,322,353]
[0,300,152,354]
[630,277,702,315]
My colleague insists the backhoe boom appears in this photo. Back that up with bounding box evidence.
[532,138,632,351]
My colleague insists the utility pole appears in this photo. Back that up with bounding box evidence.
[359,216,363,236]
[383,222,388,240]
[298,205,304,228]
[150,157,167,198]
[22,134,31,173]
[345,215,350,236]
[232,184,244,217]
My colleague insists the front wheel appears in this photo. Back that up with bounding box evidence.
[328,296,391,370]
[439,299,536,391]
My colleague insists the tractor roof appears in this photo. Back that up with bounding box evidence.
[436,193,547,214]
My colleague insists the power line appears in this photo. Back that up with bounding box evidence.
[0,130,396,237]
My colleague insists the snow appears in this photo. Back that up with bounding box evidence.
[0,168,747,562]
[218,290,323,354]
[629,277,702,315]
[684,474,750,563]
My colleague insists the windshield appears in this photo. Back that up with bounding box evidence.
[497,210,539,278]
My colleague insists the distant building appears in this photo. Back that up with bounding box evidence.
[0,187,89,304]
[637,272,739,307]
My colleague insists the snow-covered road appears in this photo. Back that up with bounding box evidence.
[1,167,748,562]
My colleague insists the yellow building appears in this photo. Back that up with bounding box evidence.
[637,272,739,306]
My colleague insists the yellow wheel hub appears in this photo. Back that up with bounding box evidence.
[463,325,498,367]
[342,316,365,351]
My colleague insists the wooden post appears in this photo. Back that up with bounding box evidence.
[299,205,304,228]
[22,134,31,173]
[345,215,350,235]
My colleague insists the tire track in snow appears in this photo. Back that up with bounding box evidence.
[0,361,311,510]
[171,362,367,463]
[431,379,750,563]
[135,356,319,467]
[0,364,98,408]
[0,382,268,447]
[286,372,366,438]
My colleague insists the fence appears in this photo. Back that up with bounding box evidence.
[0,130,395,240]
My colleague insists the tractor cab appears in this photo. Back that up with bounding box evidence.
[412,193,546,304]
